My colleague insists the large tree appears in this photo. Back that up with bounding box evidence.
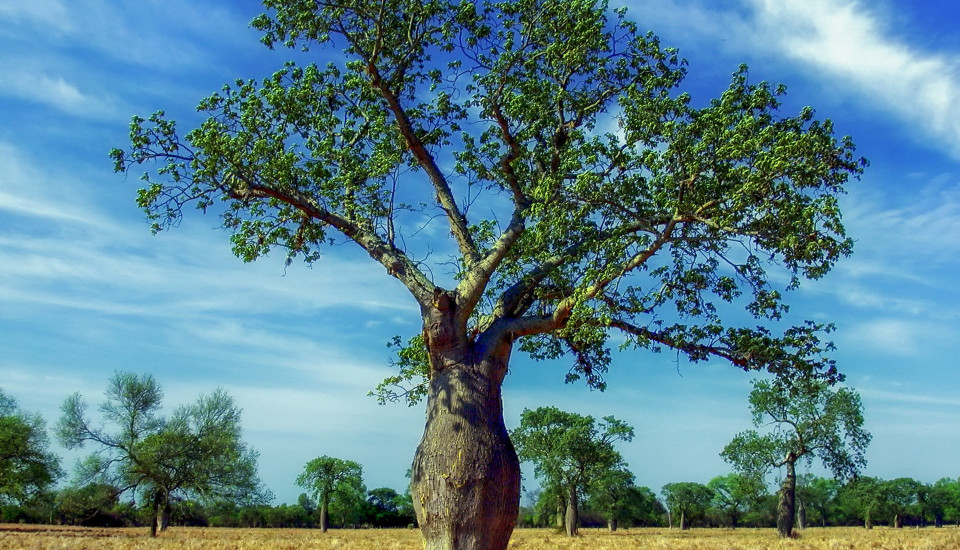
[721,378,870,538]
[56,372,269,537]
[511,406,632,536]
[110,0,864,547]
[296,455,364,532]
[0,389,62,506]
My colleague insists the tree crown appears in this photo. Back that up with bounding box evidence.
[111,0,865,390]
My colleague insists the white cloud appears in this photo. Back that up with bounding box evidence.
[0,71,118,119]
[748,0,960,157]
[844,318,937,356]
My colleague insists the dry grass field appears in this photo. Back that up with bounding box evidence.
[3,525,960,550]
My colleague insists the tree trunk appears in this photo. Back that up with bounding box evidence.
[776,459,796,538]
[410,330,519,550]
[797,496,806,530]
[319,496,329,533]
[894,514,902,529]
[608,516,618,532]
[680,510,687,530]
[160,503,170,532]
[565,485,579,537]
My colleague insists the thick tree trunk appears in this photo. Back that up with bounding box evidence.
[565,486,579,537]
[608,517,618,532]
[410,334,519,550]
[160,504,170,532]
[149,492,163,538]
[319,497,329,533]
[797,496,806,530]
[777,459,796,538]
[680,510,688,530]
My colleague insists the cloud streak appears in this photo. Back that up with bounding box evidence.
[749,0,960,156]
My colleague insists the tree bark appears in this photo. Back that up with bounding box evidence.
[319,496,329,533]
[797,496,806,530]
[777,459,796,538]
[410,326,519,550]
[608,517,618,532]
[565,485,579,537]
[680,510,687,530]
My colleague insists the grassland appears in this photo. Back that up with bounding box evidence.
[3,525,960,550]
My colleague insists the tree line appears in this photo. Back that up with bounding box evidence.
[4,371,960,536]
[0,374,417,532]
[519,474,960,531]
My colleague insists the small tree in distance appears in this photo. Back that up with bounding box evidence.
[721,378,870,538]
[707,473,765,528]
[56,372,270,537]
[296,456,364,532]
[0,388,63,507]
[511,407,633,536]
[662,482,713,530]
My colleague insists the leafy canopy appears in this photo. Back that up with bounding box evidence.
[721,378,871,481]
[512,406,633,494]
[56,372,269,509]
[112,0,865,392]
[296,455,364,506]
[0,389,63,504]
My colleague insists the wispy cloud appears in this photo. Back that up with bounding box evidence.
[614,0,960,158]
[748,0,960,156]
[0,70,120,120]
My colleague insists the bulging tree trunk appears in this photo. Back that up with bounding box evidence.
[410,330,520,550]
[319,496,329,533]
[797,496,806,530]
[777,459,797,538]
[565,485,579,537]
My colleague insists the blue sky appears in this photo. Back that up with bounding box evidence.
[2,0,959,506]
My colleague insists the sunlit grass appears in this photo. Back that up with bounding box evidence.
[4,525,960,549]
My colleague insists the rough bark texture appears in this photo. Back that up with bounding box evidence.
[777,459,797,538]
[410,329,519,550]
[797,496,806,530]
[565,486,579,537]
[319,498,329,533]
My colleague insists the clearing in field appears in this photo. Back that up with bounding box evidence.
[3,525,960,549]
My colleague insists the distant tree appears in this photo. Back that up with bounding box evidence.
[512,407,633,536]
[796,474,839,527]
[923,478,960,527]
[0,388,62,505]
[662,482,713,530]
[111,0,865,547]
[721,378,870,538]
[836,476,884,528]
[296,456,364,532]
[587,463,635,531]
[622,485,667,527]
[882,477,922,528]
[297,492,317,517]
[365,486,416,527]
[56,372,270,537]
[707,473,764,528]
